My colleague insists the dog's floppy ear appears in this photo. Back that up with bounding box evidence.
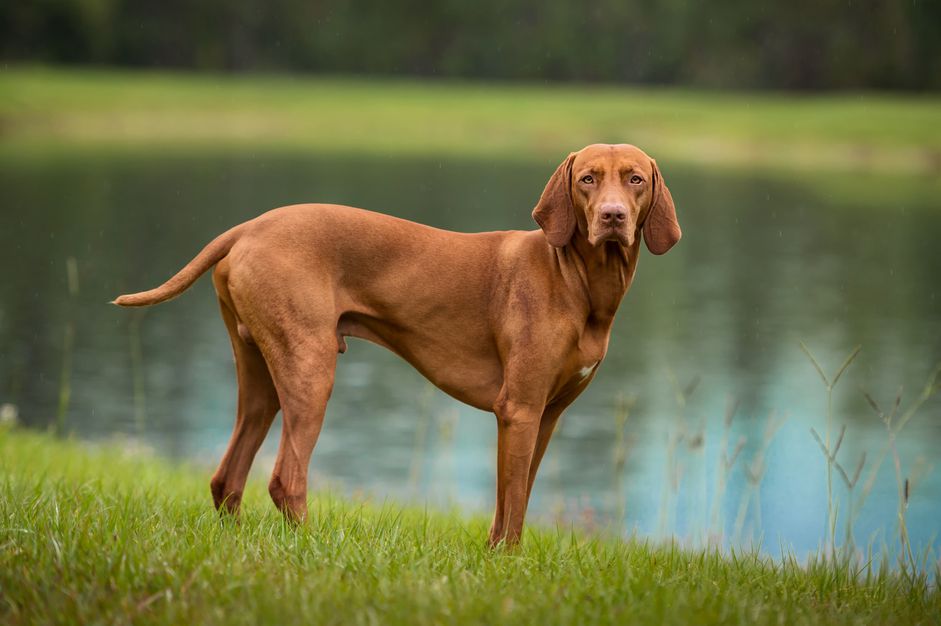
[532,152,577,248]
[643,159,681,255]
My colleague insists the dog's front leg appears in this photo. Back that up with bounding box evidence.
[525,401,568,502]
[489,396,543,548]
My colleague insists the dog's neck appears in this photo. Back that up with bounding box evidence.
[563,232,638,327]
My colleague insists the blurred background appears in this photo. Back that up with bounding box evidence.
[1,0,939,559]
[3,0,941,89]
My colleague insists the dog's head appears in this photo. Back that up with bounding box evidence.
[532,144,681,254]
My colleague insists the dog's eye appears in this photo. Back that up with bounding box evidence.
[629,175,643,185]
[580,175,594,184]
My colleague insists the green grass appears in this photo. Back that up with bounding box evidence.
[1,427,938,625]
[2,66,940,173]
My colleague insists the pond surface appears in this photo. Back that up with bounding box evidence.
[1,149,939,557]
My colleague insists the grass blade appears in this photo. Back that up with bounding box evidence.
[831,345,861,387]
[809,427,830,460]
[800,341,829,387]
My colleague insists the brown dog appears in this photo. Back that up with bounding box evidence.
[114,143,681,546]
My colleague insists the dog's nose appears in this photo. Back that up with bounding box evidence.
[599,204,626,224]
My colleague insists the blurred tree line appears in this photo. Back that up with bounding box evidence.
[3,0,939,90]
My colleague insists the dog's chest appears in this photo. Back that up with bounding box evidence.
[570,325,609,384]
[577,361,600,380]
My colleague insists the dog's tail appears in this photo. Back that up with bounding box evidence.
[111,224,244,307]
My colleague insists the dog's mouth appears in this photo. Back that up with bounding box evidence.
[588,225,633,248]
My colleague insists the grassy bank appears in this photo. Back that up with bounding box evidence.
[0,427,938,625]
[1,67,939,173]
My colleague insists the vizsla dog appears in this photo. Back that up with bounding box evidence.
[114,143,681,546]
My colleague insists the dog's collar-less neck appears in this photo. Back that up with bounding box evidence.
[562,233,633,325]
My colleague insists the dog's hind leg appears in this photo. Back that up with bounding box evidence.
[210,299,280,515]
[264,332,338,523]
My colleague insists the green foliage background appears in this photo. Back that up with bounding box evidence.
[3,0,939,90]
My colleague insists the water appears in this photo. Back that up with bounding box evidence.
[1,149,939,557]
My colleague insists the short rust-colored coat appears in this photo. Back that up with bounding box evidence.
[114,143,681,546]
